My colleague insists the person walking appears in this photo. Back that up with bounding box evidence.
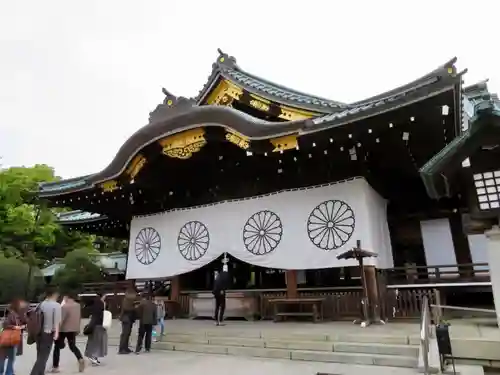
[134,295,157,354]
[213,268,229,326]
[29,287,61,375]
[84,293,108,366]
[155,299,165,339]
[0,299,25,375]
[50,293,85,373]
[118,288,138,354]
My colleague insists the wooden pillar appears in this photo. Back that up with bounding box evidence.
[449,213,473,277]
[285,270,298,298]
[364,266,382,321]
[170,276,180,301]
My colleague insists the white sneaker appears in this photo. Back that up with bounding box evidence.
[88,357,99,366]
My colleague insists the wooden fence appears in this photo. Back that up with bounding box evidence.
[176,286,440,320]
[82,262,489,319]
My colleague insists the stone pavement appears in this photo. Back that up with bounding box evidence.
[9,319,497,374]
[12,340,418,375]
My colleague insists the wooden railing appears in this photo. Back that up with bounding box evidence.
[386,288,440,319]
[178,286,438,320]
[80,262,485,319]
[381,263,490,285]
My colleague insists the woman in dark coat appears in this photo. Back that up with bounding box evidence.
[0,300,25,375]
[84,293,108,365]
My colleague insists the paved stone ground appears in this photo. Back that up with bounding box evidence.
[12,340,418,375]
[9,319,496,375]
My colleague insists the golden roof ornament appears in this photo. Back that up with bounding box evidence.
[216,48,237,68]
[148,88,195,124]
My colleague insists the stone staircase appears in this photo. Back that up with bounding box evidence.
[152,330,419,368]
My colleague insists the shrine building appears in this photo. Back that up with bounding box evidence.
[37,50,500,322]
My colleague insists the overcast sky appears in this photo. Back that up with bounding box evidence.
[0,0,498,179]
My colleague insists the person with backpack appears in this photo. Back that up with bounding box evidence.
[29,287,61,375]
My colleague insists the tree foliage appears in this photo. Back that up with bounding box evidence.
[52,248,104,295]
[0,165,60,260]
[0,164,124,299]
[0,253,44,303]
[0,165,99,262]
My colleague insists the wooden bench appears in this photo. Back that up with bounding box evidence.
[268,298,325,323]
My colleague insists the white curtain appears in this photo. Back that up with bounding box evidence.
[468,234,489,271]
[420,218,458,271]
[126,178,393,279]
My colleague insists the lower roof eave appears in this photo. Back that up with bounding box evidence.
[419,98,500,199]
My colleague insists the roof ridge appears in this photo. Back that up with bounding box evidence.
[196,49,347,111]
[350,58,459,106]
[220,58,348,108]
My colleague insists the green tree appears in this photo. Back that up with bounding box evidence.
[0,164,112,299]
[0,253,43,303]
[0,165,96,262]
[52,248,105,295]
[0,165,59,259]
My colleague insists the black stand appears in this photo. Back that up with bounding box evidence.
[436,324,456,375]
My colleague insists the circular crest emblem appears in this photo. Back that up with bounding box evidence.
[177,221,210,261]
[243,210,283,256]
[307,200,355,251]
[134,227,161,265]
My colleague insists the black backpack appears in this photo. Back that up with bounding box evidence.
[26,304,44,345]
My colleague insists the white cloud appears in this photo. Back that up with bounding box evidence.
[0,0,498,178]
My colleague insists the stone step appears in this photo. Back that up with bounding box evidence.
[160,334,418,357]
[161,330,413,345]
[153,340,418,368]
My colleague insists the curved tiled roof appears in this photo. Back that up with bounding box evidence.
[38,56,462,198]
[196,49,348,113]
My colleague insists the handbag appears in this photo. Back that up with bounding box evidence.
[83,323,94,336]
[102,310,112,329]
[55,335,66,349]
[0,329,22,347]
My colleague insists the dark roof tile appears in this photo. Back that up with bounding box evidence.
[222,67,345,111]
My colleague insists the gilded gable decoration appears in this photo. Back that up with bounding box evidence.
[100,180,119,193]
[126,154,147,181]
[270,134,299,152]
[225,130,250,150]
[159,128,207,160]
